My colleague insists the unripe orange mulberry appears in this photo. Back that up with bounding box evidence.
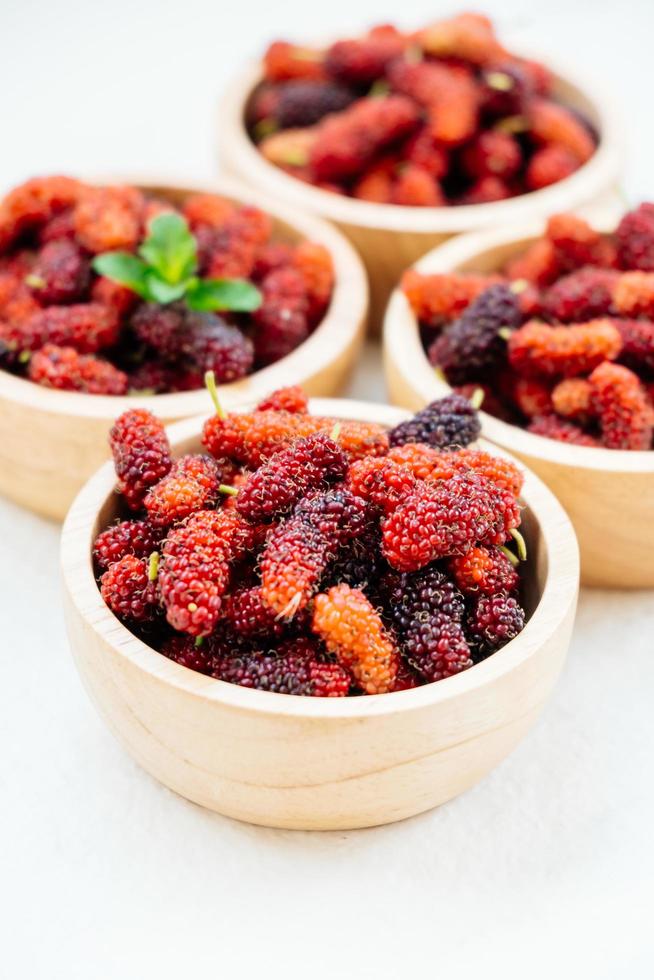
[312,584,399,695]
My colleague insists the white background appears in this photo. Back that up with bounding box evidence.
[2,1,654,977]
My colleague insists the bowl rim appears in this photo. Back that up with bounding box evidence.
[383,218,654,474]
[0,174,368,420]
[219,46,623,234]
[60,396,579,720]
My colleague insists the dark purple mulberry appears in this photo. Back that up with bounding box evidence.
[388,394,482,449]
[26,239,90,305]
[428,284,522,384]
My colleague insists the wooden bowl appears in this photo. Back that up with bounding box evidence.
[384,221,654,588]
[60,398,579,831]
[218,53,623,328]
[0,176,367,521]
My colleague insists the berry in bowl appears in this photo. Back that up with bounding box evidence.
[61,384,578,829]
[384,205,654,586]
[0,176,366,518]
[219,11,622,325]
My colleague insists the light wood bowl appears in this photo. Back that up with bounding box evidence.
[0,176,367,522]
[384,221,654,589]
[218,53,623,328]
[61,398,579,831]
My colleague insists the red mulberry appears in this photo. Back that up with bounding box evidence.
[202,409,387,468]
[402,269,501,328]
[93,520,161,571]
[73,184,144,253]
[346,456,417,515]
[382,472,520,571]
[144,454,223,527]
[530,100,595,164]
[256,385,308,413]
[527,414,599,446]
[109,408,172,510]
[100,553,159,623]
[26,239,90,305]
[15,303,119,354]
[448,545,519,595]
[236,432,346,522]
[309,95,420,182]
[253,267,309,365]
[508,320,622,378]
[28,345,128,395]
[589,362,654,450]
[541,267,618,323]
[615,202,654,271]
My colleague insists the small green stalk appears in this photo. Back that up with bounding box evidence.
[329,422,342,442]
[498,327,514,341]
[499,545,520,567]
[148,551,160,581]
[469,388,485,410]
[24,273,46,290]
[204,370,226,419]
[485,71,513,92]
[510,528,527,561]
[218,484,239,497]
[194,636,204,649]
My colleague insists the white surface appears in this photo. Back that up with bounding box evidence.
[2,1,654,977]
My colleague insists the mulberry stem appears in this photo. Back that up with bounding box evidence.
[509,527,527,560]
[204,369,226,419]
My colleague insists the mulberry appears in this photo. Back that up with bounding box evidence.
[93,520,161,571]
[467,593,525,651]
[312,584,398,695]
[428,283,521,383]
[508,319,622,378]
[589,361,654,450]
[144,454,223,527]
[100,553,159,624]
[109,408,172,510]
[388,393,481,449]
[382,472,520,571]
[236,432,347,522]
[28,344,128,395]
[448,545,519,595]
[26,239,90,305]
[615,202,654,271]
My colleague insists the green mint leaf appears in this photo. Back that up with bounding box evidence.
[186,278,262,313]
[144,271,194,305]
[139,213,197,285]
[91,252,150,298]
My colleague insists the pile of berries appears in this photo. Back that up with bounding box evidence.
[404,205,654,450]
[249,12,597,206]
[0,176,334,395]
[94,379,528,698]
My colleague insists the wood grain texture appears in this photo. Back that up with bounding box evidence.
[383,222,654,589]
[60,399,579,830]
[218,55,623,330]
[0,177,368,521]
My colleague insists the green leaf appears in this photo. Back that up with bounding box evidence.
[186,278,262,313]
[144,271,193,305]
[139,213,197,285]
[92,252,150,297]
